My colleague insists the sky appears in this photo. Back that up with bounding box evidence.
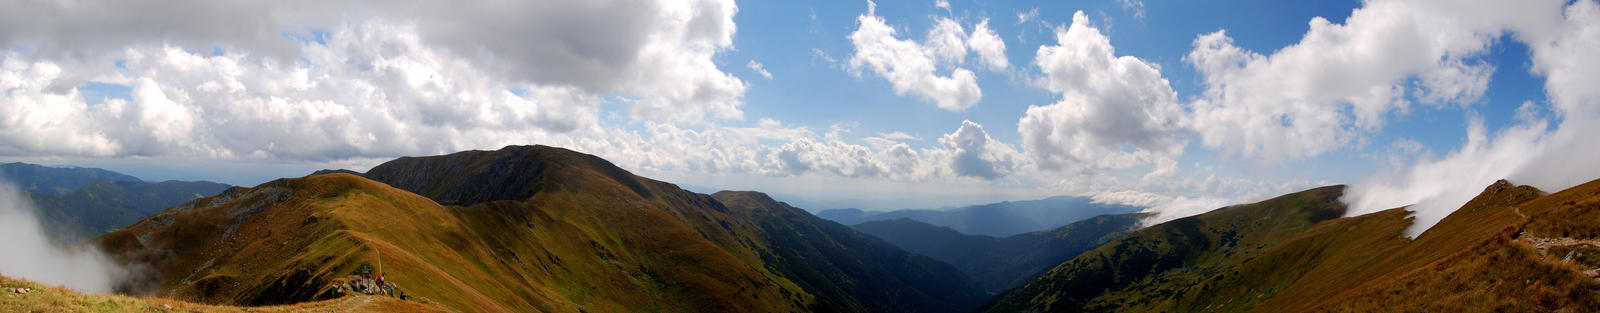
[1,0,1597,233]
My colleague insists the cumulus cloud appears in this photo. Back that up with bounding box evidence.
[1,22,605,161]
[1343,0,1600,237]
[847,0,1007,111]
[0,0,745,125]
[968,19,1010,71]
[1019,11,1187,172]
[1183,0,1568,162]
[0,179,128,294]
[939,120,1022,180]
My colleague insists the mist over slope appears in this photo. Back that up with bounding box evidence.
[0,180,127,294]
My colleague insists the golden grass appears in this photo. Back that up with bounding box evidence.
[0,274,443,312]
[96,170,815,313]
[991,179,1600,313]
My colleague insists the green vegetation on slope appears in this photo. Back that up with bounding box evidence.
[984,185,1347,312]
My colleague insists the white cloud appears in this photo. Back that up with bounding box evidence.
[746,60,773,79]
[1343,0,1600,237]
[1345,116,1547,237]
[847,1,1008,111]
[1019,11,1187,172]
[0,0,746,125]
[939,120,1022,180]
[876,131,919,141]
[1118,0,1146,21]
[1016,8,1039,25]
[968,19,1010,71]
[1183,0,1569,163]
[1,21,606,160]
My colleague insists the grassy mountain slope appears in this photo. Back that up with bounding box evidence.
[989,179,1600,313]
[713,191,990,313]
[364,145,988,313]
[97,172,806,313]
[851,214,1143,292]
[1298,180,1600,312]
[0,274,442,312]
[983,185,1347,312]
[96,145,988,313]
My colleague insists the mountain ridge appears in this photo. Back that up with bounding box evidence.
[988,179,1600,312]
[95,145,989,313]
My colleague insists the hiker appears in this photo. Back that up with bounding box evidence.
[377,274,386,294]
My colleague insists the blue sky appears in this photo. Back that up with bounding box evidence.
[2,0,1597,230]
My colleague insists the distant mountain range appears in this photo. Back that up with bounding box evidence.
[96,145,990,313]
[817,196,1142,237]
[851,214,1143,292]
[2,162,143,195]
[0,162,229,240]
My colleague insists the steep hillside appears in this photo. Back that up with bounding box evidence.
[984,185,1347,312]
[816,196,1140,237]
[713,191,990,313]
[0,274,442,312]
[1,162,142,195]
[852,214,1142,292]
[97,172,811,313]
[364,145,988,312]
[28,179,229,239]
[988,179,1600,313]
[97,145,988,313]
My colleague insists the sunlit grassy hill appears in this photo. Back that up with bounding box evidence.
[89,145,987,313]
[983,185,1347,312]
[988,179,1600,312]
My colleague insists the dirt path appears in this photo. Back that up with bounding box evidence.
[1521,236,1600,251]
[311,295,375,312]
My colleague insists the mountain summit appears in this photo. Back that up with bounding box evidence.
[96,145,988,313]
